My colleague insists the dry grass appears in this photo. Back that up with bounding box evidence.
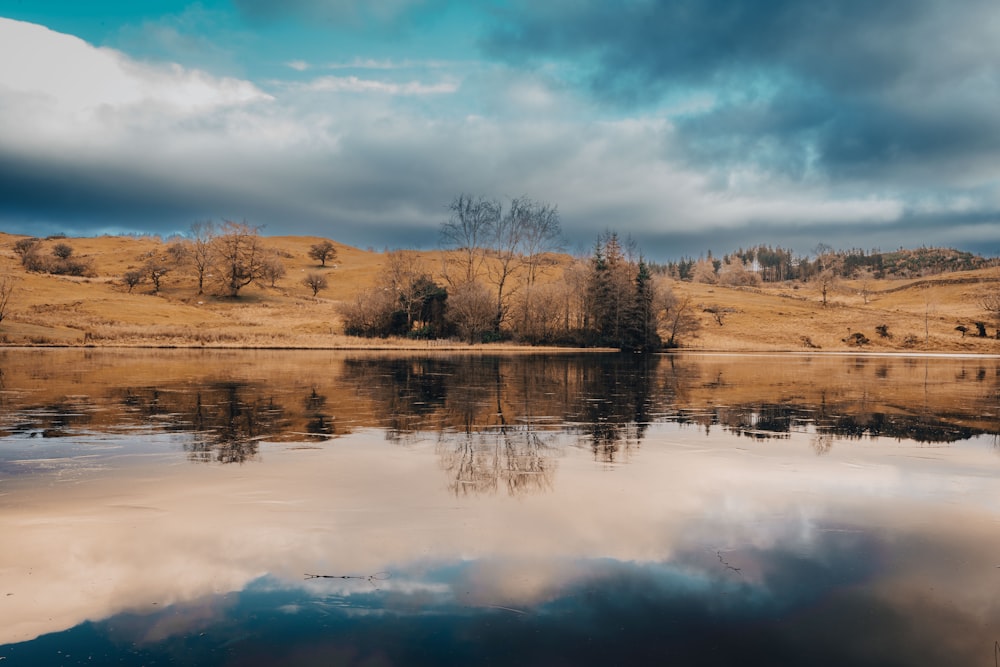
[1,231,998,353]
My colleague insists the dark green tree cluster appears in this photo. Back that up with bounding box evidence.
[584,232,662,351]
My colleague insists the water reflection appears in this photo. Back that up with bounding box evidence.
[1,351,999,473]
[2,350,1000,665]
[437,427,557,496]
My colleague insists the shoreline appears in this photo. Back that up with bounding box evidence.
[2,342,998,358]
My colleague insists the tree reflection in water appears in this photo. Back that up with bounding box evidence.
[117,382,291,464]
[2,351,999,478]
[184,383,287,464]
[432,356,558,496]
[571,355,660,464]
[437,427,556,496]
[303,387,336,438]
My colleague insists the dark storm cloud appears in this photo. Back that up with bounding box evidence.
[0,116,485,244]
[484,0,1000,186]
[0,152,209,236]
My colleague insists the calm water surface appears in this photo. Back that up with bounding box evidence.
[1,349,999,666]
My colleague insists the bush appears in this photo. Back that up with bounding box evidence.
[52,243,74,260]
[339,287,397,337]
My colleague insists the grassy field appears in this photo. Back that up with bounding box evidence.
[1,231,998,353]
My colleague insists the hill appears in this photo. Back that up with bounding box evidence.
[0,232,998,353]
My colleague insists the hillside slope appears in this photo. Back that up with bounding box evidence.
[1,232,998,353]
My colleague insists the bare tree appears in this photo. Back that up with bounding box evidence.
[308,240,338,267]
[813,245,843,307]
[0,274,15,324]
[212,220,266,297]
[122,269,145,293]
[303,272,328,296]
[561,256,591,333]
[519,199,562,287]
[440,193,562,335]
[144,260,170,294]
[440,194,499,286]
[338,287,397,337]
[855,268,876,304]
[484,196,534,331]
[447,281,495,343]
[188,220,216,294]
[512,282,565,342]
[660,288,699,348]
[814,268,837,307]
[260,253,286,287]
[383,250,423,329]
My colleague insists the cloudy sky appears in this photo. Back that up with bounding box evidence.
[1,1,999,260]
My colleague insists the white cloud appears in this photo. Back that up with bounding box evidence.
[0,17,270,121]
[322,57,454,70]
[4,17,991,255]
[295,75,457,95]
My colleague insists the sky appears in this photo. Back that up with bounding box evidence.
[1,0,999,261]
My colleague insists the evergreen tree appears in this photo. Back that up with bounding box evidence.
[622,259,661,352]
[585,232,633,347]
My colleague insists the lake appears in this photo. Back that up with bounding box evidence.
[1,349,999,666]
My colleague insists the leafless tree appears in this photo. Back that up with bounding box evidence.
[447,281,494,343]
[814,268,837,307]
[0,274,15,324]
[383,250,423,329]
[188,220,216,294]
[485,196,547,331]
[303,272,328,296]
[561,257,591,332]
[512,282,565,342]
[519,199,562,287]
[122,269,144,293]
[813,245,843,307]
[855,268,876,304]
[440,194,499,286]
[660,288,699,348]
[144,259,170,294]
[983,293,1000,322]
[166,241,188,264]
[212,220,266,297]
[338,287,397,337]
[260,253,286,287]
[441,194,562,335]
[308,240,338,267]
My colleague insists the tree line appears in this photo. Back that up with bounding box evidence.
[662,244,990,286]
[338,195,697,350]
[4,195,997,349]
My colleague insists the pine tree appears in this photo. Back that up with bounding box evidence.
[622,259,661,352]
